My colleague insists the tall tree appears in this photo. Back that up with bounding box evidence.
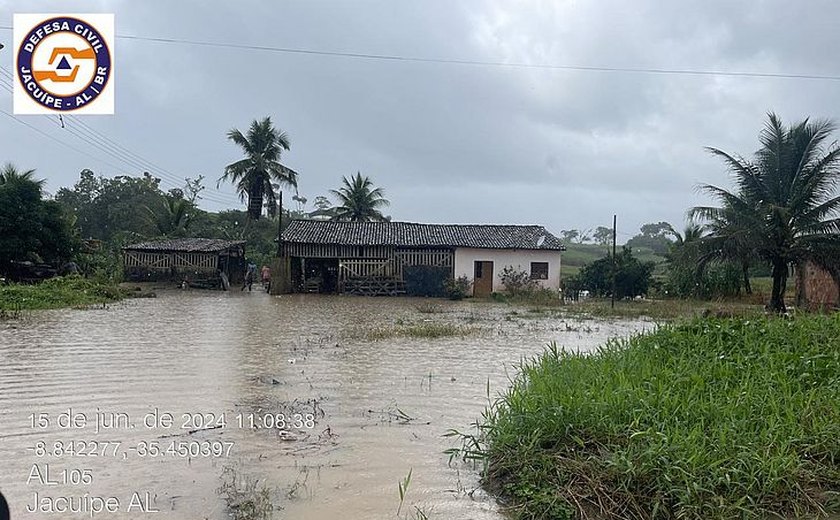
[55,170,164,242]
[0,163,42,187]
[220,117,298,220]
[692,113,840,312]
[329,172,390,222]
[626,221,676,256]
[560,229,580,243]
[0,164,75,274]
[144,190,194,237]
[593,226,613,246]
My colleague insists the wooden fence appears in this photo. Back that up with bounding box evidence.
[123,250,218,271]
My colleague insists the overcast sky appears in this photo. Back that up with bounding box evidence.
[2,1,839,240]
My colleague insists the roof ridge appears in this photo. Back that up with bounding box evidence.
[288,219,547,228]
[283,220,563,250]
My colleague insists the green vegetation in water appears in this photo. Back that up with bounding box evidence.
[218,465,276,520]
[415,302,446,314]
[347,321,474,341]
[0,276,129,311]
[395,468,431,519]
[449,315,840,519]
[559,298,764,321]
[484,292,763,321]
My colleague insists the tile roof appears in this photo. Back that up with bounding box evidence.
[123,238,246,253]
[282,220,564,251]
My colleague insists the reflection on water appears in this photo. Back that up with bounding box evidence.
[0,291,648,519]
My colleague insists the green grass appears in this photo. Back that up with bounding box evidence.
[478,292,763,321]
[561,243,612,268]
[560,298,764,321]
[452,315,840,519]
[0,276,129,311]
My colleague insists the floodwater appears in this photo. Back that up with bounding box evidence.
[0,291,648,519]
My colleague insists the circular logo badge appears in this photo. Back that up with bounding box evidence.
[0,490,9,520]
[16,16,112,112]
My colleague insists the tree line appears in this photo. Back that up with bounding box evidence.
[0,116,392,278]
[2,113,839,313]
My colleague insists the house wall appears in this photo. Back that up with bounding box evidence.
[453,248,562,295]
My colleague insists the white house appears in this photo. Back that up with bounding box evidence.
[280,220,564,296]
[453,247,562,296]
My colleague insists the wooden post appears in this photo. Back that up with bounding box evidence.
[277,191,284,257]
[269,256,291,295]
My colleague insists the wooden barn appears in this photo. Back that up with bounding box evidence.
[278,220,564,296]
[123,238,246,286]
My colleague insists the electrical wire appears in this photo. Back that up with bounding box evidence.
[2,23,839,82]
[0,67,242,206]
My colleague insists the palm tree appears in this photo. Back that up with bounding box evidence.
[692,113,840,312]
[219,117,298,220]
[696,206,758,295]
[0,163,43,188]
[145,193,193,237]
[329,172,390,222]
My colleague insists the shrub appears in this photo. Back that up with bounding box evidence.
[443,275,471,300]
[499,266,539,296]
[666,261,743,299]
[577,247,654,298]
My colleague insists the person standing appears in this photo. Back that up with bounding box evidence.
[260,265,271,292]
[242,262,257,291]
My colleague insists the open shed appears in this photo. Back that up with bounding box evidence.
[123,238,246,286]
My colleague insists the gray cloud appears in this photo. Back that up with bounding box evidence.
[2,0,840,238]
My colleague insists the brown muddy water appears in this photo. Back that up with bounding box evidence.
[0,291,648,519]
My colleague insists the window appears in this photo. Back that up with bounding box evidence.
[530,262,549,280]
[474,261,483,278]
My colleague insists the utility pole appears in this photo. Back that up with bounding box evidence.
[611,214,617,309]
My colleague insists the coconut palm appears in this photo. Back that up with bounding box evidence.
[0,163,43,189]
[692,113,840,312]
[666,223,704,264]
[329,172,390,222]
[220,117,298,220]
[695,206,759,295]
[145,193,193,237]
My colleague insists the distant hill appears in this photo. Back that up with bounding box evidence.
[561,243,668,277]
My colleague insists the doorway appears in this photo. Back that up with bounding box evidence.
[473,260,494,297]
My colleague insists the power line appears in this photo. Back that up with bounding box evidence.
[0,108,131,173]
[0,100,237,205]
[61,116,237,204]
[2,24,839,82]
[0,67,241,206]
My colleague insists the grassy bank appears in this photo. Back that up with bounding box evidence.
[0,276,129,312]
[458,315,840,519]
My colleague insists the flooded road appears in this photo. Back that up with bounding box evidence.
[0,292,648,519]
